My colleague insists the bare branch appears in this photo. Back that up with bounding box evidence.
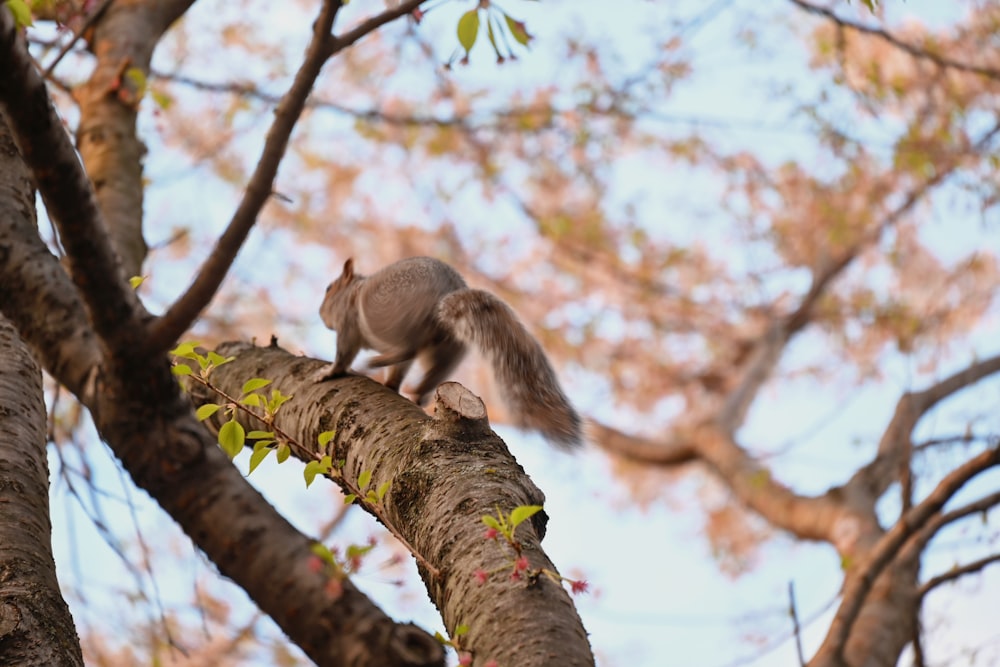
[920,553,1000,598]
[788,0,1000,82]
[327,0,426,55]
[589,421,698,465]
[143,0,344,353]
[788,581,806,667]
[844,353,1000,500]
[41,0,113,78]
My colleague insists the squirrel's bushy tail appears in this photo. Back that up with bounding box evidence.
[437,289,582,449]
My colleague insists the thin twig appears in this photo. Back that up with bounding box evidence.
[42,0,115,79]
[919,553,1000,598]
[788,581,806,666]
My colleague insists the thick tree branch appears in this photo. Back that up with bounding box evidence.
[0,115,102,400]
[0,315,83,665]
[815,443,1000,663]
[73,0,196,277]
[0,7,142,345]
[589,421,698,465]
[788,0,1000,82]
[195,342,595,667]
[144,0,342,353]
[0,100,440,664]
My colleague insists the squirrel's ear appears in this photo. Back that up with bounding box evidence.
[342,258,354,278]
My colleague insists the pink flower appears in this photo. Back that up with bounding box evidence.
[570,579,589,595]
[484,527,498,540]
[474,569,489,585]
[514,556,529,572]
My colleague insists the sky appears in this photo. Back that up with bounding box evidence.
[34,1,1000,666]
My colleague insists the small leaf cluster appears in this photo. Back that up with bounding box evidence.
[477,504,588,596]
[343,468,391,506]
[310,539,376,579]
[171,341,235,380]
[451,1,535,67]
[172,343,294,466]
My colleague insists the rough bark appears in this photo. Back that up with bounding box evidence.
[0,314,83,666]
[191,342,595,667]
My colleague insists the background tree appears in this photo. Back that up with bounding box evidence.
[1,1,1000,666]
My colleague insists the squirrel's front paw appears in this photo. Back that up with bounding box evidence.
[311,364,342,383]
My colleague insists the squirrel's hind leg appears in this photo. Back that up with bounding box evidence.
[411,339,467,406]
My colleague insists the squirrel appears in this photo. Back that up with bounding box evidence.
[313,257,582,449]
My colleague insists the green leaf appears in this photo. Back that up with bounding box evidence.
[457,9,480,54]
[358,470,372,490]
[248,446,270,474]
[128,275,146,289]
[276,443,291,463]
[267,389,292,412]
[195,403,221,421]
[169,342,202,360]
[310,542,336,566]
[343,493,357,505]
[207,351,235,368]
[171,364,193,377]
[150,89,173,110]
[365,490,379,503]
[242,378,272,394]
[304,461,323,488]
[241,394,263,407]
[510,504,543,528]
[248,430,274,440]
[503,13,531,46]
[454,624,470,637]
[376,481,391,501]
[218,419,245,459]
[346,543,374,559]
[318,430,336,446]
[5,0,33,28]
[433,631,448,645]
[124,67,147,96]
[482,515,502,530]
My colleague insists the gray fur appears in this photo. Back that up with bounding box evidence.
[316,257,582,449]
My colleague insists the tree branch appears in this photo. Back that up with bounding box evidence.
[589,421,698,465]
[143,0,346,353]
[145,0,430,353]
[919,553,1000,598]
[817,443,1000,661]
[0,6,143,346]
[788,0,1000,82]
[195,341,594,667]
[327,0,426,55]
[843,353,1000,501]
[0,315,83,665]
